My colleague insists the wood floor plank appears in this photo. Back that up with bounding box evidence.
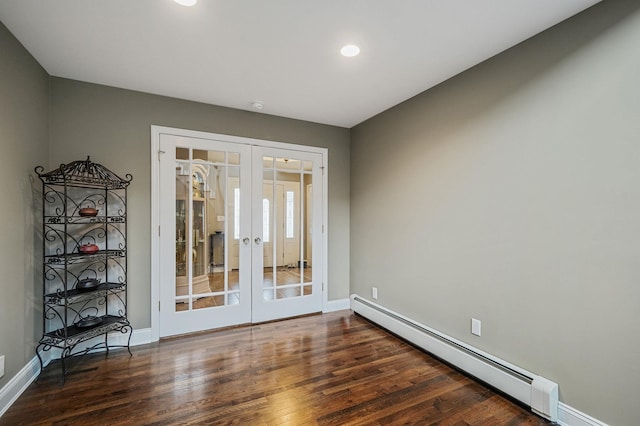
[0,311,551,425]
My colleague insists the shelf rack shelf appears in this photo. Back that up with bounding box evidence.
[35,156,133,382]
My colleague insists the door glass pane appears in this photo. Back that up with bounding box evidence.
[175,296,189,312]
[304,175,313,286]
[277,285,301,299]
[263,156,274,169]
[228,166,240,293]
[262,289,273,301]
[276,157,301,171]
[175,147,243,311]
[276,169,300,288]
[262,198,270,243]
[262,166,275,300]
[192,295,225,310]
[286,191,294,239]
[228,291,240,306]
[207,150,225,163]
[176,148,189,160]
[228,152,240,165]
[191,198,206,291]
[175,159,189,310]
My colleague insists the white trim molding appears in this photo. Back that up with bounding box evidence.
[350,295,608,426]
[0,356,41,417]
[109,327,153,348]
[558,403,609,426]
[323,298,350,313]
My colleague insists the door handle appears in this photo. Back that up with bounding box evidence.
[242,237,250,245]
[254,237,262,245]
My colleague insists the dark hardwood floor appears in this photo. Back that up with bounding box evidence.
[1,311,550,425]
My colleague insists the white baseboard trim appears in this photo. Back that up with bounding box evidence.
[0,327,152,419]
[558,402,609,426]
[323,298,350,313]
[109,327,153,347]
[351,295,608,426]
[0,356,41,418]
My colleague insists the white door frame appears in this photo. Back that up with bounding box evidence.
[150,125,328,342]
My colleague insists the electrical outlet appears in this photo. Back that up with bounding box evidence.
[471,318,481,336]
[217,216,225,222]
[0,355,5,378]
[372,287,378,300]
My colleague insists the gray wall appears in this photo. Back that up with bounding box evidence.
[350,1,640,425]
[0,22,49,389]
[50,78,350,329]
[4,0,637,422]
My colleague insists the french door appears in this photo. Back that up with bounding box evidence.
[251,146,323,323]
[158,133,323,337]
[158,136,251,336]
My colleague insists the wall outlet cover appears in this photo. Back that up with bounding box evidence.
[471,318,481,336]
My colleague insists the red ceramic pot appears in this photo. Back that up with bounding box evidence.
[79,207,98,217]
[79,243,99,254]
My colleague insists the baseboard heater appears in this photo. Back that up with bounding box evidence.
[350,295,558,422]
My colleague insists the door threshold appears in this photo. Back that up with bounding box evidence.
[159,311,324,341]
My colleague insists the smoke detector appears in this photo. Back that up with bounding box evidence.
[251,101,264,110]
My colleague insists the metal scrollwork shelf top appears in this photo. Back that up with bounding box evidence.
[35,156,133,189]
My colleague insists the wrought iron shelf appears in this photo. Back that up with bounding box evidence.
[44,215,126,224]
[41,315,130,347]
[45,249,126,264]
[35,157,132,383]
[45,282,126,305]
[39,180,130,190]
[36,156,133,190]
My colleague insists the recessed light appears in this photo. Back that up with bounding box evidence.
[174,0,197,6]
[340,44,360,57]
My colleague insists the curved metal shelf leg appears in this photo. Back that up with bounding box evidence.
[35,344,45,382]
[126,326,133,356]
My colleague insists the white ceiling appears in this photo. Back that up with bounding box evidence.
[0,0,600,128]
